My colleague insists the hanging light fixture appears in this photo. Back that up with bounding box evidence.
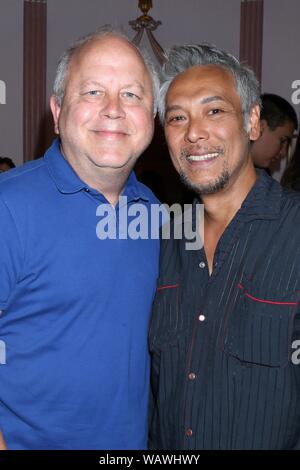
[138,0,153,16]
[129,0,164,65]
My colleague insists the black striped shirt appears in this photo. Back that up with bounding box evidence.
[149,170,300,449]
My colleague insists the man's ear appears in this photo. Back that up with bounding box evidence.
[259,119,268,136]
[248,105,261,141]
[50,95,61,135]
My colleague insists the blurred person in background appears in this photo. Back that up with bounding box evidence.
[251,93,297,171]
[281,131,300,191]
[0,157,15,173]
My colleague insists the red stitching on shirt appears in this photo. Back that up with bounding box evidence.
[157,284,179,292]
[237,283,297,306]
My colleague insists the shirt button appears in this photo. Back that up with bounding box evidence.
[188,372,196,380]
[199,314,206,322]
[85,188,90,192]
[185,428,193,437]
[199,261,206,268]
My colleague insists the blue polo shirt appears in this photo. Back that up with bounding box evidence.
[0,139,160,449]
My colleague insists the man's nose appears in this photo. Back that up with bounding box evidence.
[184,119,209,143]
[100,95,126,119]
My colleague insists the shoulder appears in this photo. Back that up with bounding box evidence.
[0,157,46,200]
[280,186,300,219]
[262,174,300,227]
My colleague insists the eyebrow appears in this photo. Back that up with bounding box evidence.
[200,95,225,104]
[165,104,184,114]
[80,80,145,92]
[166,95,226,114]
[122,82,146,94]
[80,80,103,89]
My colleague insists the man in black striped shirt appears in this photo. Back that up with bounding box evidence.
[149,44,300,449]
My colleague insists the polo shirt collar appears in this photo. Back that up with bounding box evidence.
[122,171,150,202]
[44,138,149,202]
[45,139,86,194]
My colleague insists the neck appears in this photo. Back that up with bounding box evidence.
[83,169,129,206]
[61,147,130,206]
[202,161,257,230]
[200,161,257,275]
[73,163,129,206]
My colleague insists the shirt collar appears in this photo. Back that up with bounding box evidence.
[192,169,282,230]
[239,169,282,221]
[122,171,149,202]
[44,138,149,202]
[45,139,86,194]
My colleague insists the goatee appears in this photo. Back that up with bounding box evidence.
[179,167,230,196]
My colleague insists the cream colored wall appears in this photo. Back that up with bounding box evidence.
[262,0,300,110]
[0,0,23,166]
[262,0,300,180]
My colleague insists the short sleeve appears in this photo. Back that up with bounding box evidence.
[0,194,23,310]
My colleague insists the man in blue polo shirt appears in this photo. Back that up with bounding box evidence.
[0,29,160,449]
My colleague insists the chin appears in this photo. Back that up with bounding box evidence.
[91,155,131,169]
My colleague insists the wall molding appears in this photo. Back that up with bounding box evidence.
[240,0,264,85]
[23,0,47,162]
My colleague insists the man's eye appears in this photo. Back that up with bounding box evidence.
[86,90,101,96]
[208,108,223,115]
[122,91,140,100]
[168,115,186,123]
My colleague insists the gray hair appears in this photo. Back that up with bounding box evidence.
[158,43,261,130]
[53,26,160,112]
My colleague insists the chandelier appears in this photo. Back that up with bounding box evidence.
[129,0,164,65]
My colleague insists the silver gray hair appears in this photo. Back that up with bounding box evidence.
[158,43,261,130]
[53,26,160,112]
